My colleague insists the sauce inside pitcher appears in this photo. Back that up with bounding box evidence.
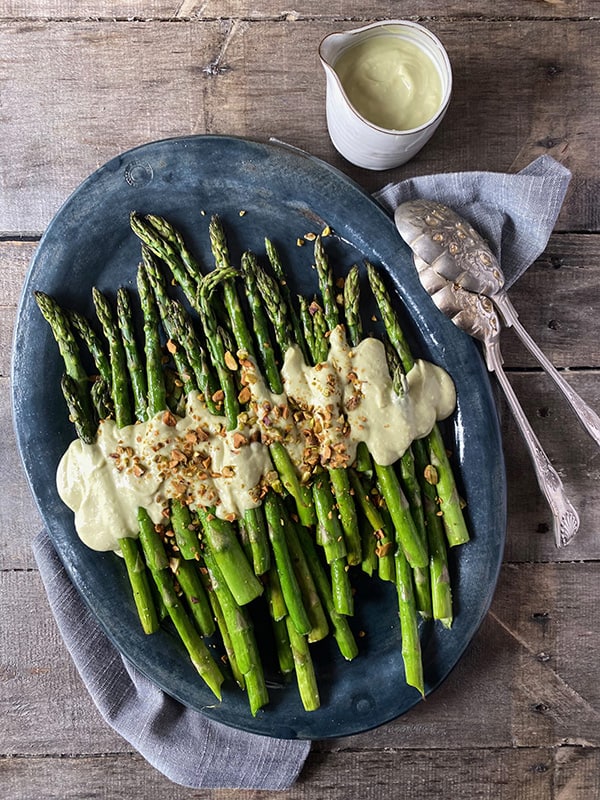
[319,20,452,169]
[333,35,443,131]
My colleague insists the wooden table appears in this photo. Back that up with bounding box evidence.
[2,3,599,798]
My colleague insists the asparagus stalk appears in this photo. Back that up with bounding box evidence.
[279,502,329,642]
[141,249,197,393]
[35,292,159,635]
[68,309,112,387]
[60,373,97,444]
[167,297,220,414]
[297,295,316,364]
[201,533,269,715]
[208,215,256,357]
[195,510,263,608]
[263,492,312,636]
[348,469,395,581]
[92,287,133,428]
[168,553,214,636]
[136,264,168,417]
[286,616,320,712]
[265,237,309,362]
[342,264,363,349]
[169,498,202,561]
[374,464,428,569]
[115,529,160,635]
[366,262,470,548]
[145,213,200,282]
[130,212,201,314]
[34,291,93,422]
[293,518,358,661]
[413,438,453,627]
[310,301,329,364]
[196,564,246,688]
[384,339,432,617]
[137,508,224,698]
[271,616,295,675]
[262,564,297,676]
[241,250,283,393]
[90,376,113,422]
[395,545,425,697]
[116,287,148,423]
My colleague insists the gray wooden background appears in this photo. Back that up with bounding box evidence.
[1,3,599,798]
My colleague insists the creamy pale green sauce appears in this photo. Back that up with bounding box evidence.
[334,35,443,130]
[57,326,456,552]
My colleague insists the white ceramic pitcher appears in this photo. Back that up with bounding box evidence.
[319,20,452,170]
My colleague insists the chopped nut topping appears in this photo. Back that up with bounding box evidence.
[424,464,439,485]
[162,410,177,427]
[238,386,251,405]
[232,432,248,449]
[224,351,238,371]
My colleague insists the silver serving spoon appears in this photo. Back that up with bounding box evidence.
[395,199,583,548]
[395,199,600,448]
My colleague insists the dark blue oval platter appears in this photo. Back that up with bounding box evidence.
[12,135,506,740]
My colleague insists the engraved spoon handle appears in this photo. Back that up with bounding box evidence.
[494,292,600,448]
[485,339,580,548]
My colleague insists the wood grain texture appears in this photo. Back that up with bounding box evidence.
[1,19,599,233]
[0,747,564,800]
[501,235,600,370]
[0,1,598,19]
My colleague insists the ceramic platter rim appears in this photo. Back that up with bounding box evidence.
[12,135,506,740]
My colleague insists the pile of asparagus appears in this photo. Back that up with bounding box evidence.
[35,211,469,715]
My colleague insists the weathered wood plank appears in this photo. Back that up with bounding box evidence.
[500,234,600,370]
[554,745,600,798]
[0,380,40,569]
[0,20,599,233]
[3,563,598,755]
[0,0,597,20]
[0,746,575,800]
[499,370,600,562]
[1,570,130,755]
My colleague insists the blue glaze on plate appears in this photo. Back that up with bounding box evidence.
[12,135,506,740]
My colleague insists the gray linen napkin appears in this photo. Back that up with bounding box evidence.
[374,154,571,287]
[32,529,310,790]
[30,153,570,791]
